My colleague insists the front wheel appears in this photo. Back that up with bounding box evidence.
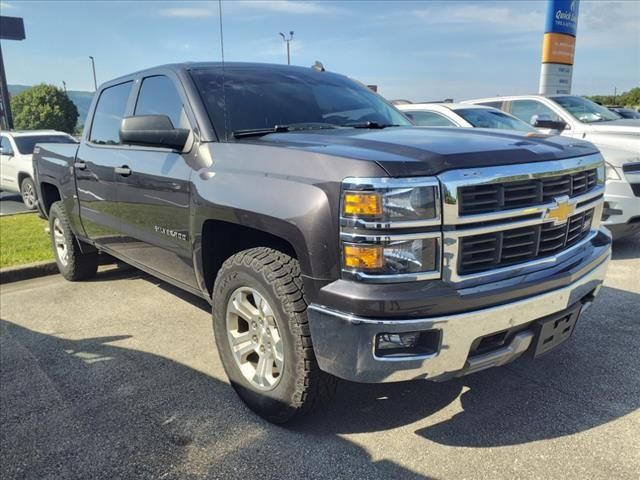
[20,177,37,210]
[49,201,99,281]
[212,247,336,423]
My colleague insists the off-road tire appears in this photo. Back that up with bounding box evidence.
[213,247,337,423]
[49,201,99,281]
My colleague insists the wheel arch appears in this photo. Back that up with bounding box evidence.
[197,218,304,298]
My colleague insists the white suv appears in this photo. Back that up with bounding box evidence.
[0,130,77,209]
[463,95,640,239]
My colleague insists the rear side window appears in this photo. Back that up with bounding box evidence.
[134,75,189,129]
[90,81,133,145]
[1,136,12,155]
[407,111,457,127]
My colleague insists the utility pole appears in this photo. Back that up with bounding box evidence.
[89,56,97,91]
[62,80,67,93]
[279,31,294,65]
[0,15,26,131]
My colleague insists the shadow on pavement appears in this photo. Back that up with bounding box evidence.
[0,319,430,480]
[414,285,640,447]
[611,232,640,260]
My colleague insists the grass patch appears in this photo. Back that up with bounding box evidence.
[0,213,53,268]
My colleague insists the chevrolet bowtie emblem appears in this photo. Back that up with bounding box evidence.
[545,196,575,225]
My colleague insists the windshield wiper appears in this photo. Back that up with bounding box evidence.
[287,122,341,131]
[232,125,290,138]
[344,121,400,129]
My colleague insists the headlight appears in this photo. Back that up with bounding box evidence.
[342,177,440,227]
[343,235,439,276]
[340,177,442,282]
[605,161,621,181]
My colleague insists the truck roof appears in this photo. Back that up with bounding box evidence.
[4,130,69,137]
[462,94,576,104]
[102,62,331,89]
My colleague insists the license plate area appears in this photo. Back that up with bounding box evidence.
[533,304,582,358]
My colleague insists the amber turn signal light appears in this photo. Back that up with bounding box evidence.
[343,244,383,270]
[343,192,383,216]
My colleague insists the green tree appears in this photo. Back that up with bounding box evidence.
[10,84,78,134]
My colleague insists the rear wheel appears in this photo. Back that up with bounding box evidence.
[212,247,336,423]
[20,177,37,210]
[49,201,99,281]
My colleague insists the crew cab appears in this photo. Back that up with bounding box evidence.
[34,63,611,423]
[463,95,640,239]
[0,130,77,209]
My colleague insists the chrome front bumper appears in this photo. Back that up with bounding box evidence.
[307,252,609,383]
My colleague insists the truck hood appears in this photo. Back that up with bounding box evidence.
[580,119,640,154]
[255,127,599,176]
[586,119,640,134]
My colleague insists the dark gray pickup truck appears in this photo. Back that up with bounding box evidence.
[34,62,611,423]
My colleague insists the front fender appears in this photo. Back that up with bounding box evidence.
[189,142,387,289]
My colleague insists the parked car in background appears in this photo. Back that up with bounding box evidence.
[607,106,640,119]
[397,103,537,132]
[0,130,77,209]
[463,95,640,239]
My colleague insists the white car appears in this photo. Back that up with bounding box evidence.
[0,130,77,209]
[397,103,538,133]
[463,95,640,239]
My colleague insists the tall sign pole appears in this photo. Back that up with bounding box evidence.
[539,0,580,95]
[0,16,26,131]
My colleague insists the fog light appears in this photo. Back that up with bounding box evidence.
[377,332,421,350]
[375,330,441,358]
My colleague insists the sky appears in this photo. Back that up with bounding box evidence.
[1,0,638,101]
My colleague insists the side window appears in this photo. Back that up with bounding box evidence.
[134,75,189,129]
[90,81,133,145]
[478,101,504,110]
[510,100,561,125]
[1,136,13,154]
[407,111,457,127]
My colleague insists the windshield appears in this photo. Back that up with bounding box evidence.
[190,66,411,139]
[13,134,77,155]
[455,108,537,132]
[614,108,640,119]
[551,96,621,123]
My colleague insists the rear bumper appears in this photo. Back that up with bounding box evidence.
[307,236,610,383]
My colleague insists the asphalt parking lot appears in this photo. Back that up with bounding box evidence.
[0,191,30,216]
[1,235,638,480]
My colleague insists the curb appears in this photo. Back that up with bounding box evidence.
[0,261,59,284]
[0,210,34,217]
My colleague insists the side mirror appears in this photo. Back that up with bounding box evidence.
[533,119,567,130]
[119,115,190,151]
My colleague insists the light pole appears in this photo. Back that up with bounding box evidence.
[62,80,67,93]
[89,56,97,91]
[279,31,294,65]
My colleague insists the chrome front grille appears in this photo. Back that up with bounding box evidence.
[438,154,605,284]
[459,209,594,274]
[459,169,597,215]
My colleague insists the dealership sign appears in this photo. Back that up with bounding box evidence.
[539,0,580,95]
[545,0,579,37]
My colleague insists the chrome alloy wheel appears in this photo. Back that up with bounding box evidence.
[226,287,284,391]
[53,217,69,266]
[21,182,36,209]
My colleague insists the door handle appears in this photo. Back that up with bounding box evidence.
[115,166,132,177]
[74,161,87,170]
